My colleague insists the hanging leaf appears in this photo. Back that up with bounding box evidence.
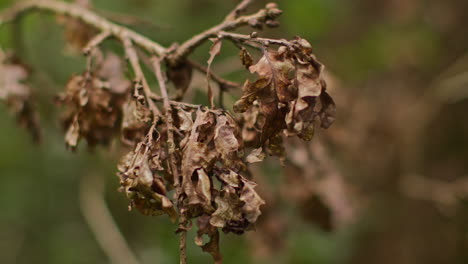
[167,61,193,100]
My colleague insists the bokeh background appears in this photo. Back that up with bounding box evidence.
[1,0,468,263]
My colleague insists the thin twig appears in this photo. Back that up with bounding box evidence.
[148,93,202,109]
[151,57,178,183]
[219,31,291,47]
[179,230,187,264]
[83,31,110,55]
[122,37,161,117]
[80,173,140,264]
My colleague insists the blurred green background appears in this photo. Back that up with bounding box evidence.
[1,0,468,263]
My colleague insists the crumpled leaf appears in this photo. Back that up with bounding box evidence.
[218,170,240,188]
[117,135,177,221]
[235,37,336,157]
[180,110,218,217]
[319,90,336,129]
[177,108,263,235]
[214,114,244,170]
[240,176,265,223]
[121,96,152,144]
[211,171,264,234]
[210,186,246,232]
[196,215,222,264]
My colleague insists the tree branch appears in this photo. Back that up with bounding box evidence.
[0,0,166,55]
[83,31,110,55]
[0,0,281,66]
[122,37,161,117]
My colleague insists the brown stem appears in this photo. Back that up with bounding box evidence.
[122,37,161,117]
[219,31,291,47]
[83,31,110,55]
[179,230,187,264]
[151,57,180,185]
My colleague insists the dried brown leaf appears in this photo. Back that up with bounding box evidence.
[240,176,265,223]
[235,38,335,154]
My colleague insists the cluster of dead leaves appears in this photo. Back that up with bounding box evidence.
[235,38,336,160]
[117,124,177,219]
[0,53,40,141]
[117,106,265,263]
[55,52,131,149]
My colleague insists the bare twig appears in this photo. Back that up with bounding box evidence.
[83,31,110,55]
[146,92,202,109]
[80,173,140,264]
[219,31,291,47]
[179,230,187,264]
[122,37,161,117]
